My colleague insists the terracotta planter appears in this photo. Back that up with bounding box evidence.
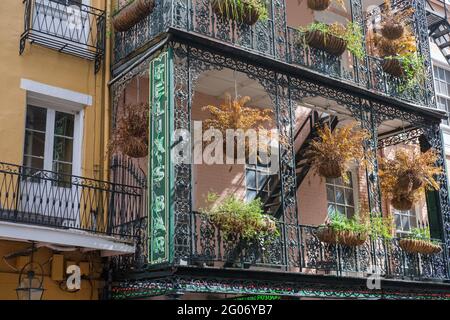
[112,0,156,32]
[382,58,405,77]
[317,161,343,179]
[391,194,414,211]
[399,238,442,255]
[338,230,368,247]
[305,30,348,56]
[381,22,404,40]
[316,226,338,244]
[211,0,261,25]
[307,0,330,11]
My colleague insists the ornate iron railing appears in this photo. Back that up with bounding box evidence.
[112,210,449,282]
[0,162,142,237]
[20,0,106,73]
[112,0,433,107]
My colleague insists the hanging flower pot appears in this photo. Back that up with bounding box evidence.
[390,194,414,211]
[306,123,369,180]
[317,161,344,179]
[109,103,149,159]
[382,58,405,77]
[381,22,404,40]
[112,0,156,32]
[316,226,338,244]
[305,30,348,56]
[307,0,331,11]
[337,230,368,247]
[211,0,265,26]
[396,170,423,194]
[399,238,442,255]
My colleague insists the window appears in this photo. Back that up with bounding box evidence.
[393,208,417,236]
[433,65,450,125]
[326,172,357,218]
[245,164,270,202]
[23,105,76,186]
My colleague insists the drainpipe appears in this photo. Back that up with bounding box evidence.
[103,0,112,183]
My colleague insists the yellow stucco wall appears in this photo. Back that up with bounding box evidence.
[0,0,109,180]
[0,0,112,300]
[0,240,104,300]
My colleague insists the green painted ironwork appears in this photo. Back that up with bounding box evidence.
[148,49,174,265]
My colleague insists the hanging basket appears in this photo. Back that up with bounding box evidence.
[317,161,343,179]
[112,0,156,32]
[110,103,149,159]
[396,172,423,194]
[316,226,338,244]
[381,22,404,40]
[382,58,405,78]
[305,30,348,56]
[307,0,330,11]
[338,230,368,247]
[399,238,442,255]
[211,0,261,25]
[390,194,414,211]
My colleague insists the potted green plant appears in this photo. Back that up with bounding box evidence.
[211,0,268,25]
[299,22,365,58]
[378,149,441,211]
[201,193,279,244]
[317,211,369,247]
[112,0,156,32]
[305,122,369,179]
[371,29,425,87]
[399,227,442,255]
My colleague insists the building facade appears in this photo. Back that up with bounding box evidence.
[107,0,450,300]
[2,0,450,300]
[0,0,137,299]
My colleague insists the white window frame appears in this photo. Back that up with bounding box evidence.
[432,62,450,126]
[392,205,420,237]
[325,167,359,219]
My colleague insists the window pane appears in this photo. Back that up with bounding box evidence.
[246,169,256,189]
[410,215,417,229]
[54,112,75,137]
[258,172,267,189]
[52,161,73,187]
[26,106,47,131]
[23,156,44,171]
[346,207,355,219]
[401,215,410,231]
[326,185,335,203]
[246,190,257,202]
[53,136,73,163]
[24,130,46,158]
[394,213,401,231]
[345,189,354,206]
[335,187,345,204]
[327,204,336,216]
[336,205,345,216]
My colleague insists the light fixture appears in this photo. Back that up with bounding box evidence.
[16,243,44,300]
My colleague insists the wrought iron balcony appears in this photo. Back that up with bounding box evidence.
[112,211,449,283]
[20,0,106,73]
[112,0,434,107]
[0,162,142,237]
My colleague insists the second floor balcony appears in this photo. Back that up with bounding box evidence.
[112,0,436,108]
[20,0,106,73]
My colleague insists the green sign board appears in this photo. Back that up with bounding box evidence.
[148,49,173,265]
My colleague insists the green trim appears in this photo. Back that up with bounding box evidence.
[148,49,174,266]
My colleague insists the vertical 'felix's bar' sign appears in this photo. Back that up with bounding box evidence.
[149,49,173,265]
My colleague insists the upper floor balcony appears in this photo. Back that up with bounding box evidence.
[112,0,436,108]
[20,0,106,73]
[0,161,140,255]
